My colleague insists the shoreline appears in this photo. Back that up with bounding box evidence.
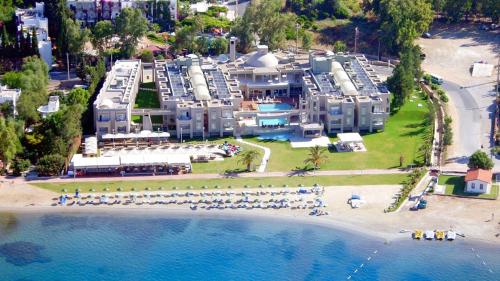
[0,205,414,243]
[1,182,499,246]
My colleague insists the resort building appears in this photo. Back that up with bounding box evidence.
[464,169,493,194]
[93,59,142,135]
[15,2,52,68]
[93,46,390,139]
[0,84,22,116]
[67,0,177,24]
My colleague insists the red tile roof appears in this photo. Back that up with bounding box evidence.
[464,169,492,184]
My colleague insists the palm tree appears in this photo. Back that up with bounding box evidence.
[238,150,260,172]
[304,145,328,171]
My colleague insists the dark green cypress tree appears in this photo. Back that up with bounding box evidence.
[31,28,39,56]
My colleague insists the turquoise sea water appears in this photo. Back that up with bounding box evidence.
[0,212,499,281]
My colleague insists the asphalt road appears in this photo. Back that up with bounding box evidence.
[441,80,483,163]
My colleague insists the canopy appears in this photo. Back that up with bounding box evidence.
[338,133,363,143]
[101,131,170,140]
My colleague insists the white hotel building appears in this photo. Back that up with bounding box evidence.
[93,45,390,139]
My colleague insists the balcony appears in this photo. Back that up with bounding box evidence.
[177,115,191,121]
[329,110,342,116]
[98,117,111,122]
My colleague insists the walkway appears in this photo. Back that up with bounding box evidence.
[11,169,409,185]
[236,137,270,173]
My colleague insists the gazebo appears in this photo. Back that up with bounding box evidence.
[335,133,367,152]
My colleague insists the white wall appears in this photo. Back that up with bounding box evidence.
[465,180,490,194]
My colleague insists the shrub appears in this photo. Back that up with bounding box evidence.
[439,93,449,103]
[12,158,31,176]
[36,154,65,176]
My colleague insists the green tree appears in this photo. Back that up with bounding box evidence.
[36,154,65,176]
[0,117,22,166]
[304,145,328,170]
[115,8,148,58]
[468,150,494,170]
[0,0,15,24]
[333,40,347,52]
[379,0,434,50]
[210,37,228,55]
[12,158,31,176]
[3,56,49,123]
[91,20,115,55]
[194,36,210,55]
[443,0,472,22]
[31,28,39,56]
[301,31,312,50]
[230,12,254,52]
[66,88,90,107]
[141,49,154,62]
[387,45,422,109]
[238,150,260,172]
[65,18,90,57]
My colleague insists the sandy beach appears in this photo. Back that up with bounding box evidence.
[1,181,499,245]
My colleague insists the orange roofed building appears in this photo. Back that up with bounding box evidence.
[464,169,493,194]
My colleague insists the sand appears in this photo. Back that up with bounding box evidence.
[1,181,499,245]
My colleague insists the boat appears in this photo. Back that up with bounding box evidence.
[413,229,423,239]
[447,230,456,241]
[424,230,435,240]
[435,230,445,240]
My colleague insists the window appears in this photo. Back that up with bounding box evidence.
[99,127,108,134]
[196,113,202,121]
[361,117,366,125]
[211,123,216,130]
[471,183,475,189]
[361,107,367,115]
[480,184,484,190]
[345,118,351,124]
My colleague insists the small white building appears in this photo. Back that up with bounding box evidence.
[15,2,52,68]
[464,169,492,194]
[0,84,22,116]
[37,96,60,118]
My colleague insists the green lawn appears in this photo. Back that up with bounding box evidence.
[131,115,163,124]
[33,174,407,193]
[440,175,499,200]
[134,82,160,108]
[177,137,263,174]
[244,94,429,171]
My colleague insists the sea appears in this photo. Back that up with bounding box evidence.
[0,212,499,281]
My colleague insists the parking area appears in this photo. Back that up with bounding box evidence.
[417,23,500,169]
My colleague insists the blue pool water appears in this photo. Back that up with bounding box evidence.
[0,212,499,281]
[258,103,293,112]
[259,118,287,126]
[258,132,292,141]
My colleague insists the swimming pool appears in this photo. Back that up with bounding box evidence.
[257,132,292,141]
[259,118,287,126]
[258,103,293,112]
